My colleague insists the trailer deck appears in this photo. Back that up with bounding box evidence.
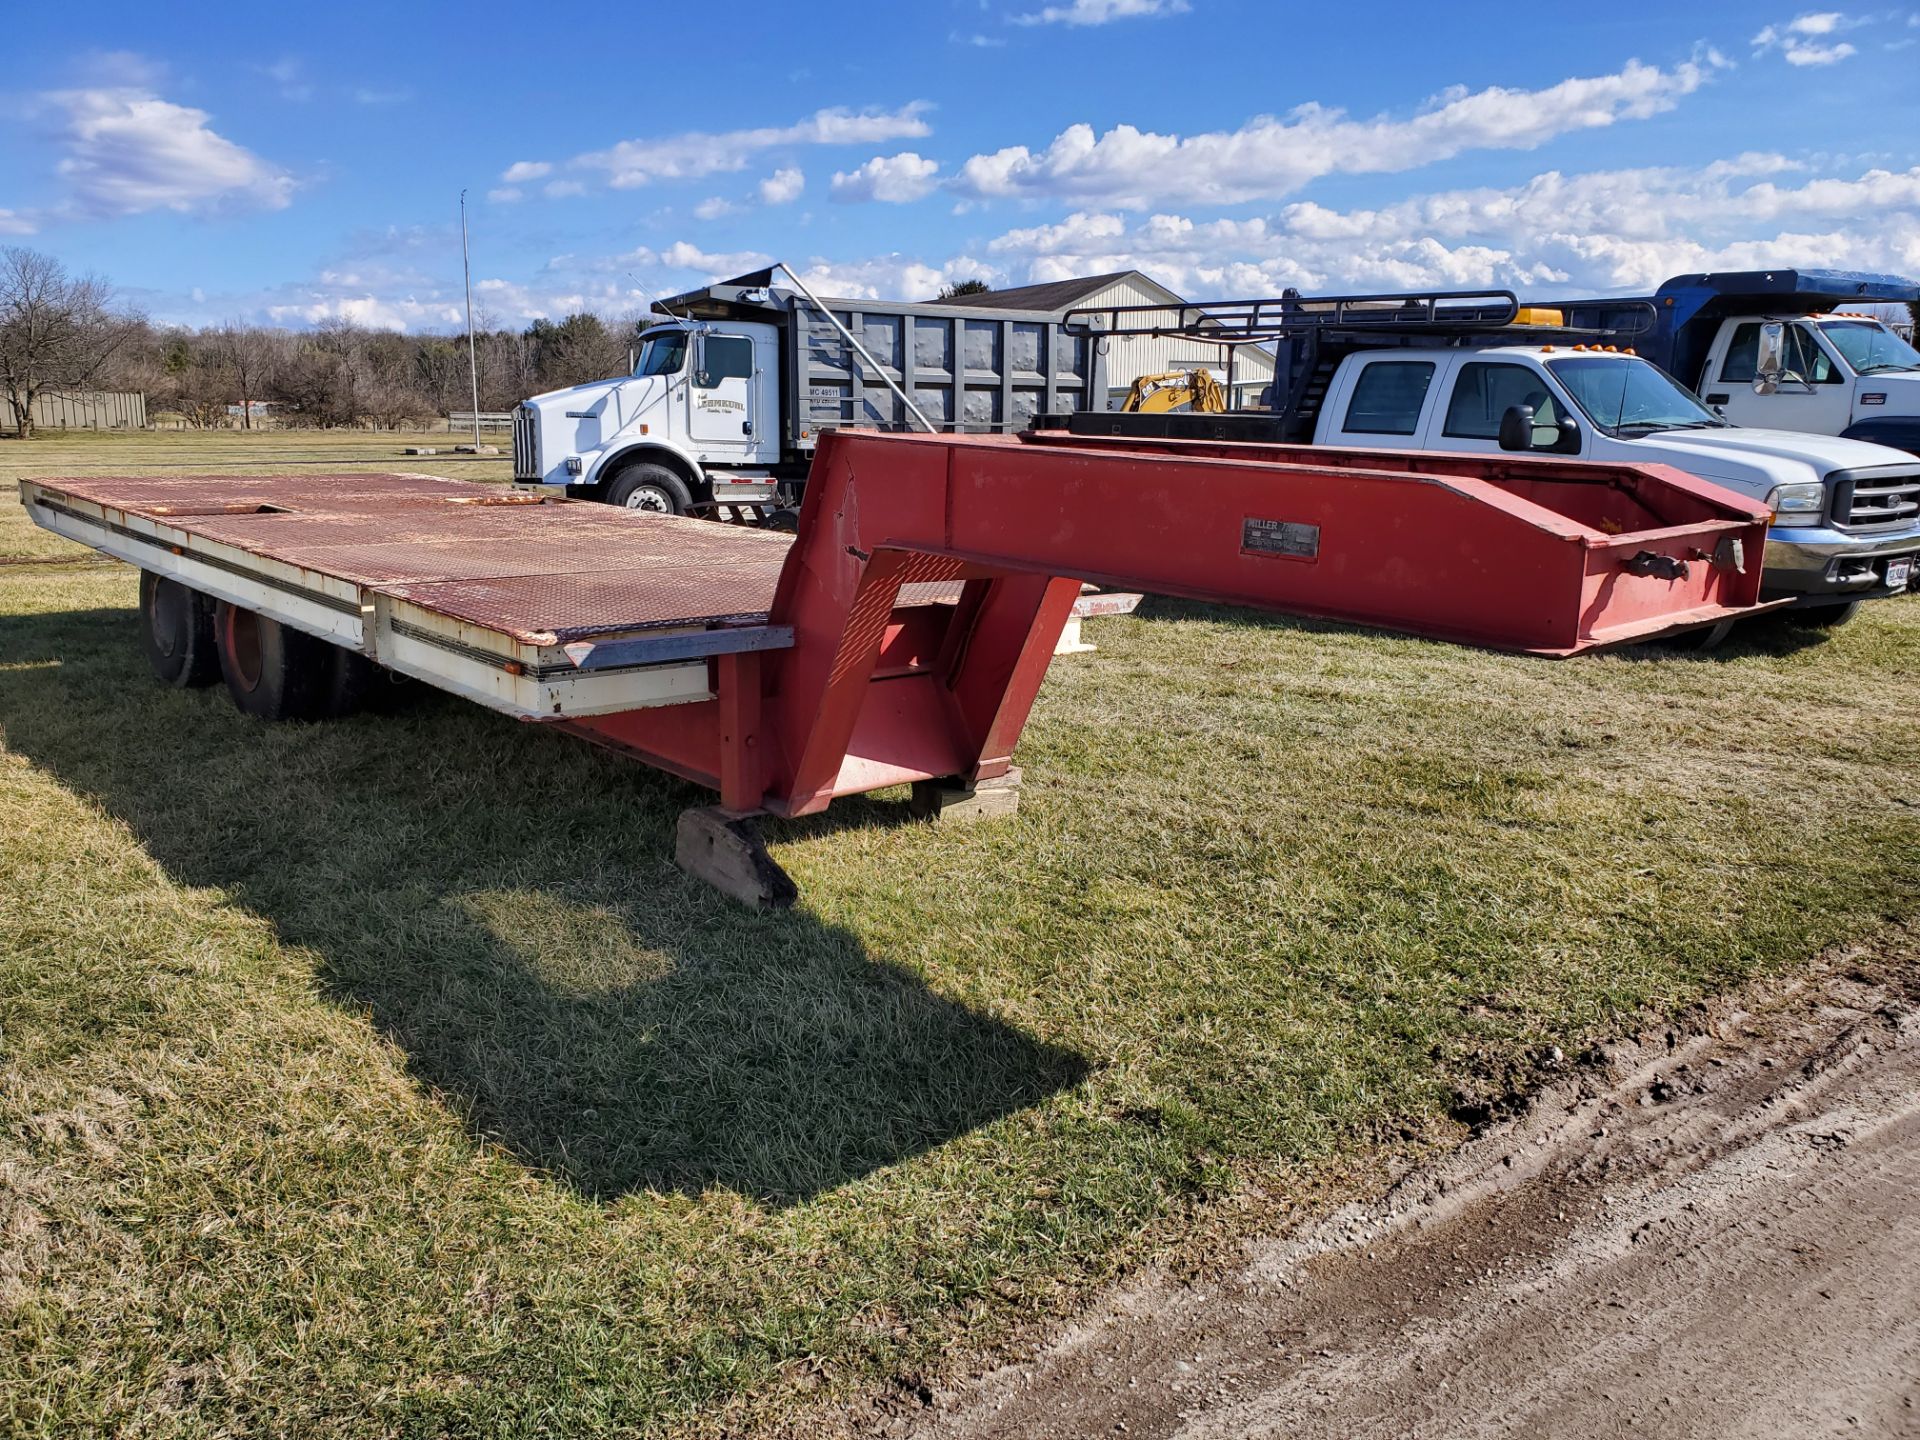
[24,471,800,719]
[22,431,1783,905]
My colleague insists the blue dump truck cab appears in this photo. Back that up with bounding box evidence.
[1553,269,1920,457]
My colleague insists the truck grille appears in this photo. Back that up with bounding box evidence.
[1834,471,1920,529]
[512,405,538,481]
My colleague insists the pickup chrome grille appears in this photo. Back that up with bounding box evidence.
[1835,471,1920,528]
[512,405,538,481]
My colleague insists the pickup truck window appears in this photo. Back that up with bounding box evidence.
[634,331,689,377]
[1442,362,1564,440]
[1546,356,1724,436]
[1342,361,1435,435]
[1818,319,1920,376]
[697,336,754,388]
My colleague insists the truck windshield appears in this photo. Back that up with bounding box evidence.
[633,330,689,377]
[1544,356,1725,436]
[1816,319,1920,375]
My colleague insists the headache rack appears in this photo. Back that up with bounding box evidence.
[1061,287,1659,440]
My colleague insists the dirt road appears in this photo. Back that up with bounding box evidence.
[894,950,1920,1439]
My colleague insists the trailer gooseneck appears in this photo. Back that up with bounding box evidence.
[22,431,1776,905]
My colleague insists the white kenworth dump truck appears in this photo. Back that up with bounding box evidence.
[1048,288,1920,628]
[511,262,1107,518]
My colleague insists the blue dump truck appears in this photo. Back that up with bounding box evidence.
[1551,269,1920,457]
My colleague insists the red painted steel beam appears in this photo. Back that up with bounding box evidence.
[571,429,1775,819]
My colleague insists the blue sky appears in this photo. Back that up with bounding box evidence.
[3,0,1917,330]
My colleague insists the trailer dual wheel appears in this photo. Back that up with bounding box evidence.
[607,462,692,515]
[138,571,222,687]
[213,601,336,721]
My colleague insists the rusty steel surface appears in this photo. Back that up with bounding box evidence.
[38,471,797,643]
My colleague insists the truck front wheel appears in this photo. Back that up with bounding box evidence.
[214,601,330,721]
[138,571,221,688]
[606,463,692,516]
[1790,600,1860,628]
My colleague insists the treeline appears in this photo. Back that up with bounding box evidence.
[1,245,654,438]
[124,311,646,430]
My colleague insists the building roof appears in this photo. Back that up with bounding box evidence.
[933,270,1159,312]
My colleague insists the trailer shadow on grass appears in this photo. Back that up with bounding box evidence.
[0,605,1088,1207]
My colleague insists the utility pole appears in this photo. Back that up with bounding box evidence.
[460,189,481,448]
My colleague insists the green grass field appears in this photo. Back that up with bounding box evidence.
[3,428,1917,1437]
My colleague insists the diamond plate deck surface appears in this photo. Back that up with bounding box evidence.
[39,471,798,644]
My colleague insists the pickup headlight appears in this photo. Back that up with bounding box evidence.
[1766,481,1826,527]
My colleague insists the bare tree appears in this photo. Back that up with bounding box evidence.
[212,322,278,430]
[0,247,138,439]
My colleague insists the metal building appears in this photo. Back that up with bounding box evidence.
[17,390,149,431]
[938,271,1276,410]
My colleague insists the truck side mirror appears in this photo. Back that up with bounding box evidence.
[1753,322,1784,395]
[1552,416,1582,454]
[1498,404,1537,451]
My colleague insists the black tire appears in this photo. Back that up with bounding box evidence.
[1658,617,1738,651]
[605,462,693,515]
[1789,600,1860,628]
[213,601,331,721]
[138,572,221,688]
[762,507,801,533]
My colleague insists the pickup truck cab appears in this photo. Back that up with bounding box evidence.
[1312,345,1920,614]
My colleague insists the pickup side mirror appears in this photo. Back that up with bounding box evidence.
[1753,321,1784,395]
[1499,405,1583,455]
[1498,404,1536,452]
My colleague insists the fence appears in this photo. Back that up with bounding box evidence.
[14,390,149,431]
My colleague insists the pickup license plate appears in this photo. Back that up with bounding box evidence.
[1886,558,1913,589]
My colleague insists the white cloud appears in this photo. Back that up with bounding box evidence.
[1753,11,1864,62]
[265,293,465,330]
[759,166,805,204]
[40,87,294,220]
[0,209,37,236]
[517,103,933,191]
[501,160,552,183]
[831,152,941,203]
[487,186,522,204]
[974,157,1920,298]
[1014,0,1189,24]
[951,58,1717,208]
[544,179,587,199]
[791,254,1006,301]
[1784,38,1857,62]
[256,57,312,102]
[693,196,739,220]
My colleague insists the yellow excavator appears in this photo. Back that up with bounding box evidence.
[1119,368,1228,414]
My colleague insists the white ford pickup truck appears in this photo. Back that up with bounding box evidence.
[1311,344,1920,622]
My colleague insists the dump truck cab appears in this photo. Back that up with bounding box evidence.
[514,320,783,513]
[1554,269,1920,458]
[513,262,1108,518]
[1696,312,1920,451]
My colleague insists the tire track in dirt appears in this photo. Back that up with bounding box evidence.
[893,947,1920,1439]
